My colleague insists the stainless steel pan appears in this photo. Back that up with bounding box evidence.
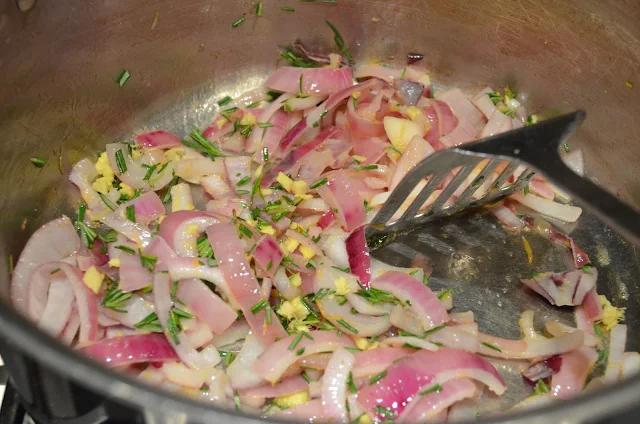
[0,0,638,422]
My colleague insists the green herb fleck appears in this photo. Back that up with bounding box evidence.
[232,17,245,28]
[369,370,387,384]
[118,70,131,86]
[30,157,45,168]
[482,341,503,352]
[419,384,443,395]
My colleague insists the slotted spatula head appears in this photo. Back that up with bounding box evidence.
[366,111,586,248]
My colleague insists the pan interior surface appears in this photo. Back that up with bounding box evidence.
[0,0,638,422]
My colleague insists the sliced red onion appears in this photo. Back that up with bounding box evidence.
[357,348,505,419]
[117,239,152,293]
[427,326,479,353]
[346,95,385,138]
[581,288,603,321]
[314,263,391,337]
[318,210,336,229]
[135,130,182,150]
[246,94,293,155]
[285,95,327,111]
[435,88,486,132]
[262,126,343,187]
[224,156,252,195]
[351,348,410,379]
[522,217,590,268]
[207,224,287,346]
[68,158,105,212]
[521,268,597,307]
[604,324,627,382]
[265,67,353,96]
[322,348,356,422]
[212,320,250,348]
[174,158,226,184]
[37,277,74,337]
[550,346,598,399]
[12,216,81,314]
[481,110,513,138]
[153,272,211,369]
[487,202,524,232]
[106,143,174,191]
[200,174,234,199]
[252,110,289,162]
[398,378,479,423]
[101,294,154,328]
[352,136,388,167]
[345,226,371,287]
[240,375,308,399]
[394,79,424,106]
[440,115,477,147]
[227,333,267,390]
[382,336,439,351]
[61,312,80,345]
[389,135,435,191]
[100,212,155,248]
[161,361,209,389]
[272,399,324,421]
[176,278,236,335]
[272,267,301,300]
[165,257,235,307]
[511,192,582,223]
[252,235,283,278]
[252,330,356,384]
[471,88,498,119]
[449,312,475,325]
[529,179,555,200]
[477,330,584,359]
[317,171,366,232]
[354,65,403,83]
[80,333,178,367]
[157,211,220,257]
[371,271,448,330]
[522,355,563,383]
[277,79,384,156]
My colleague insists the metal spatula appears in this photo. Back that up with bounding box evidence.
[366,111,640,248]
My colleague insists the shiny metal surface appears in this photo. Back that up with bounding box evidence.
[0,0,639,422]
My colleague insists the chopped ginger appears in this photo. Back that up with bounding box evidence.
[276,172,294,192]
[274,391,309,409]
[299,244,315,260]
[334,276,350,295]
[277,297,309,321]
[599,295,625,331]
[108,258,121,268]
[289,273,302,288]
[83,266,104,294]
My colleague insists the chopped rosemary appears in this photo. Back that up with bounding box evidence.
[182,128,226,160]
[217,95,233,106]
[50,268,61,274]
[281,6,295,11]
[118,69,131,86]
[419,384,443,395]
[356,164,378,171]
[337,319,358,334]
[114,245,135,255]
[347,371,357,393]
[288,333,305,351]
[264,304,273,325]
[99,193,117,211]
[114,150,127,174]
[369,370,387,384]
[219,350,237,367]
[310,177,328,189]
[256,2,263,17]
[30,157,45,167]
[101,285,132,313]
[162,176,180,203]
[231,17,245,28]
[140,252,158,272]
[125,205,136,223]
[482,341,503,352]
[530,380,549,397]
[423,324,446,336]
[236,176,251,186]
[296,347,305,355]
[354,286,399,305]
[325,20,352,60]
[301,371,311,383]
[135,312,163,332]
[258,122,273,129]
[331,265,351,273]
[373,405,395,419]
[251,299,267,314]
